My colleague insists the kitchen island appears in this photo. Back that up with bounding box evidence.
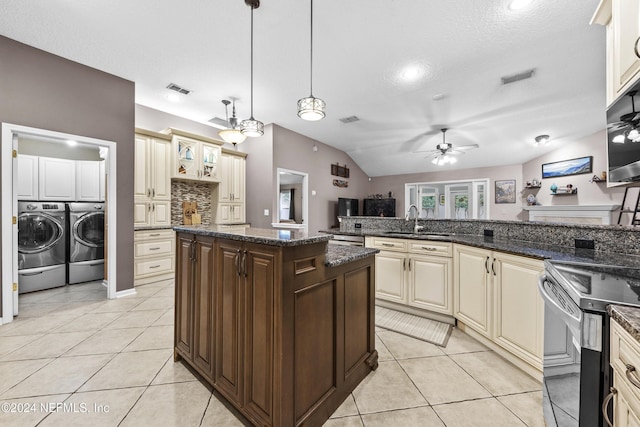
[173,225,378,427]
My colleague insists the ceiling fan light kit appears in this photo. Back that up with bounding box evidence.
[611,91,640,144]
[297,0,325,121]
[240,0,264,137]
[427,128,477,166]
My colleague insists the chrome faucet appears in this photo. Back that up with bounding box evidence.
[405,204,424,233]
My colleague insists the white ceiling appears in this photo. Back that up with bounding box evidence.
[0,0,606,177]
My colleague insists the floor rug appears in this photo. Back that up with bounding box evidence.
[375,306,452,347]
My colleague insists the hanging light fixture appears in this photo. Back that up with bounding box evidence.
[297,0,326,121]
[218,99,247,146]
[240,0,264,137]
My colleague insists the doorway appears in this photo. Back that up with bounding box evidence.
[1,123,118,324]
[273,168,308,232]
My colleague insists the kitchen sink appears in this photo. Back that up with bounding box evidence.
[382,231,451,237]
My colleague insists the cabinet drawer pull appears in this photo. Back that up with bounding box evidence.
[602,387,617,427]
[420,246,437,251]
[149,265,161,269]
[381,243,395,247]
[635,36,640,59]
[149,233,161,237]
[626,364,640,389]
[149,247,161,251]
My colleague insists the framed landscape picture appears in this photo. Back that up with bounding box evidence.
[541,156,592,179]
[495,179,516,204]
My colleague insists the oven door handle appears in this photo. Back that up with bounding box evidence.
[537,274,582,330]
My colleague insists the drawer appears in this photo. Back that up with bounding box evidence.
[366,237,407,252]
[135,239,173,257]
[408,241,452,257]
[135,229,174,240]
[134,256,174,277]
[611,320,640,402]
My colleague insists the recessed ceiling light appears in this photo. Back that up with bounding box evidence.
[67,140,78,147]
[534,134,550,146]
[166,93,180,102]
[509,0,533,11]
[432,94,445,101]
[398,64,427,82]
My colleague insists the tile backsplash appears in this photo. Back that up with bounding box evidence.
[171,180,213,225]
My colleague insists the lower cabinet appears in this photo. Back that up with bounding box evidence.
[608,319,640,426]
[366,236,453,315]
[453,244,544,370]
[174,232,377,427]
[133,229,175,285]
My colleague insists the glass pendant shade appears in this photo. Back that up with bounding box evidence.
[297,96,326,121]
[218,128,247,144]
[240,118,264,137]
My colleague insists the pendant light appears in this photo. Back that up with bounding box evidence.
[240,0,264,137]
[297,0,326,121]
[218,99,247,145]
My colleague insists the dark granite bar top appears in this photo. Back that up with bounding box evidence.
[174,225,332,247]
[321,230,640,268]
[609,305,640,342]
[325,245,378,268]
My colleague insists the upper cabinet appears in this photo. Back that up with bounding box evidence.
[134,130,172,227]
[592,0,640,106]
[39,157,76,201]
[215,150,247,224]
[170,129,222,182]
[76,160,102,201]
[16,154,39,200]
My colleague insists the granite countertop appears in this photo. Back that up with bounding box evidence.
[321,229,640,268]
[174,225,331,247]
[325,245,378,268]
[609,305,640,342]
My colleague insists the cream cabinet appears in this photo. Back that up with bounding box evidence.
[609,319,640,426]
[171,131,222,182]
[454,245,493,338]
[592,0,640,106]
[215,150,247,224]
[453,244,544,370]
[134,229,175,285]
[366,236,453,315]
[134,130,172,228]
[17,154,38,200]
[492,252,544,370]
[38,157,76,201]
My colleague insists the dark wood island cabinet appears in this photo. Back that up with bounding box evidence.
[174,226,378,427]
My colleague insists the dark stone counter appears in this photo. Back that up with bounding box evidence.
[609,305,640,342]
[325,245,378,268]
[174,225,331,247]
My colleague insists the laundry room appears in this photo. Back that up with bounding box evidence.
[16,136,107,299]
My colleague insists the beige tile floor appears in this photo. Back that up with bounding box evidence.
[0,280,544,426]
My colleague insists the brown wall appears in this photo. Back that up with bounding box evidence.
[0,36,135,302]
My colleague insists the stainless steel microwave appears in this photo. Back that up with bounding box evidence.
[607,79,640,183]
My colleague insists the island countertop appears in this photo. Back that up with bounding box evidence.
[174,225,331,247]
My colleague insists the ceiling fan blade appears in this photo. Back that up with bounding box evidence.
[452,144,479,151]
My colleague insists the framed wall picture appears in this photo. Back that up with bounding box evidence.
[495,179,516,204]
[541,156,592,179]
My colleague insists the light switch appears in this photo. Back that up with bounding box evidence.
[263,209,269,216]
[311,190,317,196]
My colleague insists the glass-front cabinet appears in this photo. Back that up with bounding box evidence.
[405,179,489,220]
[172,133,221,182]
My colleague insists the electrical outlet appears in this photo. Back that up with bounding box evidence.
[263,209,269,216]
[355,223,362,229]
[575,239,595,249]
[484,229,494,237]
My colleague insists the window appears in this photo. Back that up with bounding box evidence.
[405,179,490,220]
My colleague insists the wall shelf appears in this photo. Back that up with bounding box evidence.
[551,190,577,195]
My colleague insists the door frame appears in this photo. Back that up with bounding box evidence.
[2,123,118,324]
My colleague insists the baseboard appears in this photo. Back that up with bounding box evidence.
[134,273,174,286]
[115,288,137,298]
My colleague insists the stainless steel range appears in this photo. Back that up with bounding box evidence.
[539,259,640,427]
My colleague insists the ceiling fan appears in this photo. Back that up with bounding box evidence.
[609,91,640,143]
[416,128,479,165]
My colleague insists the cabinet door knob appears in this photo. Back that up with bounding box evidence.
[635,36,640,59]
